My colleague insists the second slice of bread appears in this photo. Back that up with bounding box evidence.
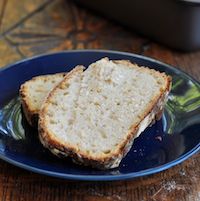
[20,73,67,127]
[39,58,171,169]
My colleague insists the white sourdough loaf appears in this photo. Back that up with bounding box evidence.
[20,73,66,127]
[39,58,171,169]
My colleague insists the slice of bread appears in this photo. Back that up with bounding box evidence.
[39,58,171,169]
[20,73,67,127]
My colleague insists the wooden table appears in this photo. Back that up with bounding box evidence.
[0,0,199,200]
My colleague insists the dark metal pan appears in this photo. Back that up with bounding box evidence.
[75,0,200,51]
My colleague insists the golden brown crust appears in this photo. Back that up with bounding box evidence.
[20,84,39,127]
[19,73,67,127]
[38,60,172,169]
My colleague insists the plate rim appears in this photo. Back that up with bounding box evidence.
[0,49,200,86]
[0,143,199,181]
[0,49,199,181]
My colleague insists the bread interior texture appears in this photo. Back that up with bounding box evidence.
[44,58,168,158]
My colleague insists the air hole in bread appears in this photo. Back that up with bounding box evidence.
[59,83,69,89]
[157,80,162,85]
[110,113,117,120]
[81,106,86,110]
[35,89,45,93]
[127,101,132,106]
[61,106,67,111]
[47,112,53,117]
[60,125,64,129]
[50,119,57,124]
[68,119,74,125]
[103,150,111,154]
[101,132,107,139]
[105,79,112,84]
[94,102,100,106]
[50,101,58,106]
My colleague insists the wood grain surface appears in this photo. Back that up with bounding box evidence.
[0,0,199,200]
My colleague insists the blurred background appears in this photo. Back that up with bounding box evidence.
[0,0,200,80]
[0,1,200,201]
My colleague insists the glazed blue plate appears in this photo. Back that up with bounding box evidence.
[0,50,199,181]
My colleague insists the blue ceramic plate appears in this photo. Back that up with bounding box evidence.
[0,50,199,181]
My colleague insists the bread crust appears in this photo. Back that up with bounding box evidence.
[19,73,67,127]
[39,60,171,169]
